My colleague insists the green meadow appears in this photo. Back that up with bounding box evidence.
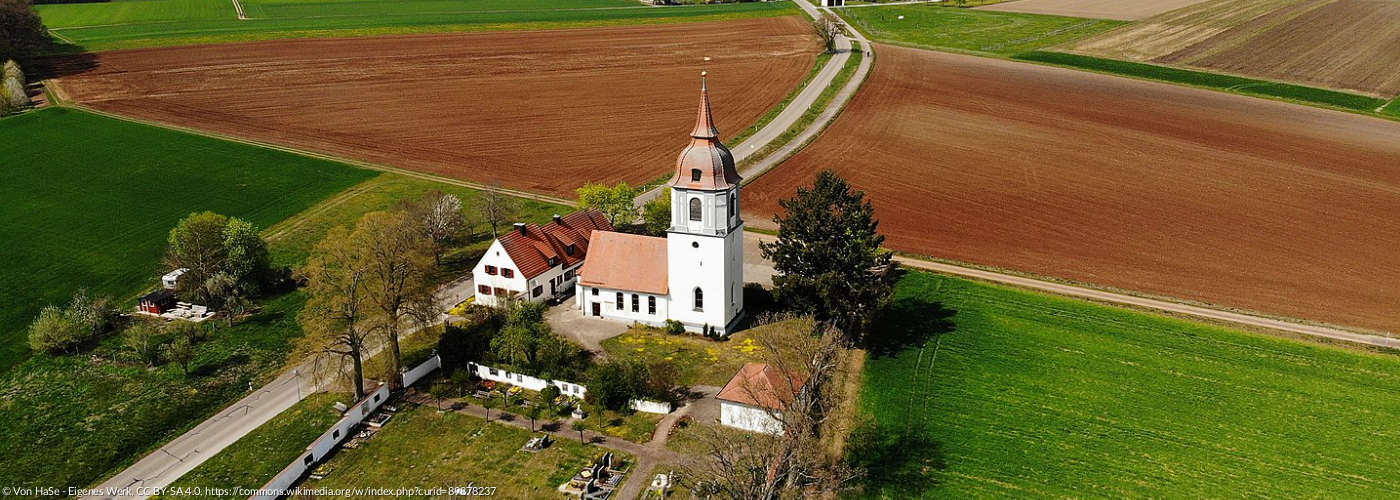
[40,0,799,51]
[0,107,372,373]
[837,4,1126,55]
[850,272,1400,498]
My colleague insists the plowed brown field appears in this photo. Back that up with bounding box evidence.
[1067,0,1400,97]
[745,45,1400,333]
[53,17,819,197]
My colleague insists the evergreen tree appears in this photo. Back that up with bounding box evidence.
[759,170,897,343]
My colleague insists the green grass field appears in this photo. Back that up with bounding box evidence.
[1016,51,1389,114]
[40,0,798,51]
[849,271,1400,498]
[838,4,1126,55]
[0,107,373,373]
[152,393,347,499]
[310,404,621,496]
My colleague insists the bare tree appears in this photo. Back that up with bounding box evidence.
[355,210,438,387]
[401,190,466,265]
[477,183,520,238]
[682,316,860,499]
[810,12,847,53]
[296,225,374,399]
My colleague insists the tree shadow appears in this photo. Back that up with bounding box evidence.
[846,422,947,496]
[864,295,957,359]
[541,422,562,433]
[32,52,100,80]
[191,353,250,377]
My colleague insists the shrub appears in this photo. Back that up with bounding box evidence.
[664,319,686,336]
[27,306,85,354]
[122,321,166,367]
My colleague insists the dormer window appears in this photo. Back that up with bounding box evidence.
[547,257,558,267]
[691,169,702,182]
[689,197,702,222]
[566,244,576,256]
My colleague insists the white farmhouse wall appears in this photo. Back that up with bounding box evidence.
[720,401,783,435]
[472,240,528,307]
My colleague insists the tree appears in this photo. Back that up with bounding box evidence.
[540,385,561,414]
[641,188,672,236]
[296,225,374,399]
[122,321,165,367]
[810,11,846,53]
[525,405,543,431]
[477,183,519,238]
[0,0,48,63]
[354,210,438,387]
[163,335,198,375]
[577,182,640,227]
[26,290,114,354]
[680,317,859,499]
[572,419,587,442]
[27,306,85,354]
[2,59,28,111]
[166,212,274,319]
[482,395,500,420]
[759,170,897,343]
[401,190,466,265]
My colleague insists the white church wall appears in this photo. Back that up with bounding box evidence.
[577,285,671,327]
[720,401,784,435]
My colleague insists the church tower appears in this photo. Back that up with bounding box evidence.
[666,72,745,335]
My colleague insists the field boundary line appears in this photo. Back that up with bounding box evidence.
[57,102,578,207]
[232,0,249,20]
[742,231,1400,351]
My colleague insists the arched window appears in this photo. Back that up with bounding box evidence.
[689,197,702,222]
[631,294,639,312]
[728,192,736,217]
[691,169,702,182]
[694,287,704,311]
[615,291,623,310]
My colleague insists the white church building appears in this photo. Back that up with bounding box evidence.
[574,74,747,336]
[471,74,746,335]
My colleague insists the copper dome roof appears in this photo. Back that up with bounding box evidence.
[668,74,742,191]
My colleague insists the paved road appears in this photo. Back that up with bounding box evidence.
[635,0,866,207]
[742,232,1400,350]
[82,277,478,500]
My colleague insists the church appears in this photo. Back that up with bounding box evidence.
[574,73,746,336]
[469,73,746,335]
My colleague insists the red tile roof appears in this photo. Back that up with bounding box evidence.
[716,363,807,411]
[495,209,613,280]
[577,231,668,295]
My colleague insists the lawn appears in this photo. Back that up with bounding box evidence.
[40,0,799,51]
[308,404,623,496]
[838,4,1125,55]
[0,291,315,497]
[0,107,372,373]
[602,323,791,388]
[263,172,567,268]
[152,393,348,499]
[848,271,1400,498]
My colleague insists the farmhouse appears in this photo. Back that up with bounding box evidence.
[716,363,805,435]
[471,211,612,307]
[574,74,747,336]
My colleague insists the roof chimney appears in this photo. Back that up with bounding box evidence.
[514,223,526,236]
[552,214,563,224]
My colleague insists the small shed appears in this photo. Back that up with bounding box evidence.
[139,289,177,314]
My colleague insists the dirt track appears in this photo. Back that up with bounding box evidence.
[52,17,819,197]
[745,45,1400,333]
